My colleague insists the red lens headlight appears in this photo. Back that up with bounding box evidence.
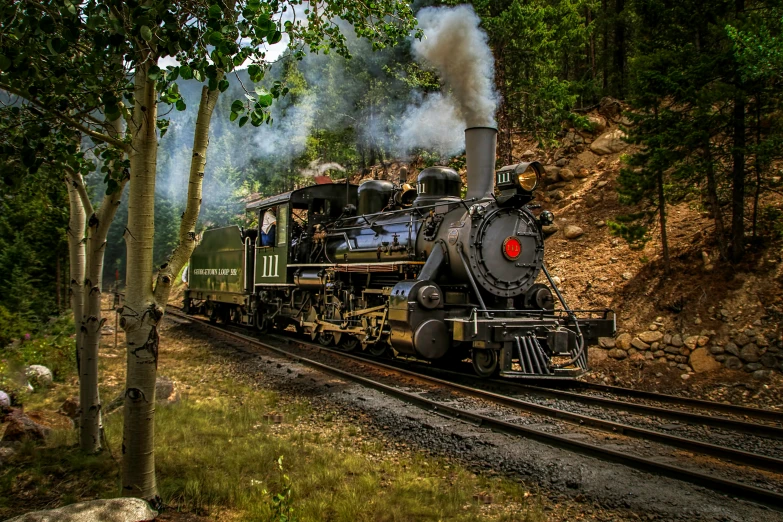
[502,237,522,260]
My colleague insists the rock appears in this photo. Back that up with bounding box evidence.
[556,158,568,167]
[559,168,575,181]
[689,348,722,373]
[0,390,10,409]
[653,350,665,357]
[542,225,559,235]
[58,397,79,419]
[753,369,774,380]
[590,129,628,155]
[710,345,725,355]
[715,355,726,362]
[683,336,699,350]
[575,168,590,179]
[739,344,760,363]
[724,356,743,370]
[644,351,654,360]
[662,334,672,345]
[760,353,778,368]
[156,376,179,405]
[681,374,691,381]
[744,363,763,372]
[638,331,663,344]
[697,336,709,347]
[521,149,536,159]
[677,364,691,372]
[588,115,607,133]
[548,190,565,201]
[1,410,49,443]
[589,346,608,363]
[584,194,600,208]
[544,166,561,183]
[679,347,691,357]
[598,97,623,119]
[725,342,740,357]
[563,225,584,240]
[599,337,616,349]
[669,334,682,347]
[629,353,645,362]
[25,365,53,389]
[621,272,632,281]
[616,333,632,350]
[631,338,650,351]
[0,445,16,466]
[650,342,659,350]
[608,348,627,360]
[664,346,679,355]
[734,333,751,346]
[4,498,157,522]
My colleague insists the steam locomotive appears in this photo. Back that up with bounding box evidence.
[183,127,615,377]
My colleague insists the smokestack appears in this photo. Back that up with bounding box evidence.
[465,127,498,200]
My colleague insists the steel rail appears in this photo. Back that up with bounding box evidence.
[166,309,783,510]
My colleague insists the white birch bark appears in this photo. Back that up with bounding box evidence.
[65,173,86,385]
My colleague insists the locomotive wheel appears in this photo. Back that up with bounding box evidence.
[255,310,269,333]
[208,305,218,324]
[338,335,360,352]
[471,349,498,378]
[366,343,389,357]
[317,332,335,346]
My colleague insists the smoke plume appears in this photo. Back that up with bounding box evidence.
[411,5,498,128]
[396,93,465,157]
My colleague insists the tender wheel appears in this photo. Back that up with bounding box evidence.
[183,299,191,315]
[255,310,269,333]
[472,349,498,378]
[366,342,389,357]
[338,335,360,352]
[208,304,218,324]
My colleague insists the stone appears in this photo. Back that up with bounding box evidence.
[744,363,763,372]
[616,333,632,351]
[715,355,727,362]
[542,225,559,235]
[724,356,743,370]
[744,328,757,337]
[4,498,157,522]
[575,168,590,179]
[1,410,49,443]
[599,97,623,119]
[739,344,760,363]
[679,347,691,357]
[683,336,699,350]
[0,445,16,466]
[548,190,565,200]
[671,334,683,347]
[681,374,691,381]
[608,348,627,360]
[760,353,778,368]
[544,166,561,183]
[521,149,536,159]
[590,129,628,155]
[589,346,608,363]
[662,334,672,345]
[58,398,79,419]
[584,194,600,208]
[653,350,665,357]
[697,336,709,347]
[631,338,650,351]
[588,115,607,133]
[638,331,663,344]
[734,333,751,346]
[156,376,179,405]
[674,355,687,363]
[650,342,659,350]
[25,365,53,389]
[689,348,722,373]
[664,346,680,355]
[677,364,691,371]
[753,370,774,380]
[725,342,740,357]
[559,168,575,181]
[644,351,654,360]
[599,337,616,349]
[556,158,568,167]
[710,345,725,355]
[0,390,10,409]
[628,347,638,355]
[563,225,584,240]
[622,272,632,281]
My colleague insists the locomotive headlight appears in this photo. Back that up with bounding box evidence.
[517,168,539,191]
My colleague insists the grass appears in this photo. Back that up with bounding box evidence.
[1,307,550,521]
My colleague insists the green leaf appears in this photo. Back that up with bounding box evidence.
[231,99,244,113]
[208,77,218,91]
[0,54,11,71]
[167,68,179,82]
[208,31,224,46]
[230,111,239,122]
[147,65,161,81]
[257,93,273,107]
[193,68,204,82]
[176,99,186,111]
[179,65,193,80]
[238,115,249,127]
[247,64,263,82]
[208,4,222,19]
[269,30,282,45]
[218,79,230,92]
[140,25,153,42]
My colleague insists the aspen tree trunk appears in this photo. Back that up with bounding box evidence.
[65,174,86,377]
[79,114,128,452]
[121,75,223,502]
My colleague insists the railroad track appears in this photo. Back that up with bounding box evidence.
[166,308,783,511]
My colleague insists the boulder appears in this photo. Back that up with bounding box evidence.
[4,498,157,522]
[662,334,672,345]
[58,397,79,420]
[544,166,561,184]
[589,346,608,363]
[709,345,725,355]
[587,115,607,133]
[739,344,760,363]
[734,333,751,346]
[574,168,590,179]
[697,336,709,347]
[616,333,632,350]
[760,353,778,368]
[156,376,179,405]
[590,129,628,155]
[724,342,740,357]
[683,336,699,350]
[559,168,575,181]
[631,338,650,351]
[608,348,627,360]
[744,363,763,372]
[599,337,616,349]
[598,97,623,119]
[724,356,743,370]
[670,334,683,348]
[25,365,53,389]
[1,410,49,443]
[563,225,584,240]
[542,225,559,235]
[753,370,774,380]
[689,348,722,373]
[638,331,663,344]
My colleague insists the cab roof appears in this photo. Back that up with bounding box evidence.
[245,183,359,211]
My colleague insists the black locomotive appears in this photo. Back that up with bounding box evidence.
[184,127,615,377]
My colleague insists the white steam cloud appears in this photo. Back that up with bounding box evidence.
[254,93,317,157]
[412,5,498,128]
[300,159,346,177]
[396,93,465,157]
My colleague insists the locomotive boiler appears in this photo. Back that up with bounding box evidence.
[184,127,615,377]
